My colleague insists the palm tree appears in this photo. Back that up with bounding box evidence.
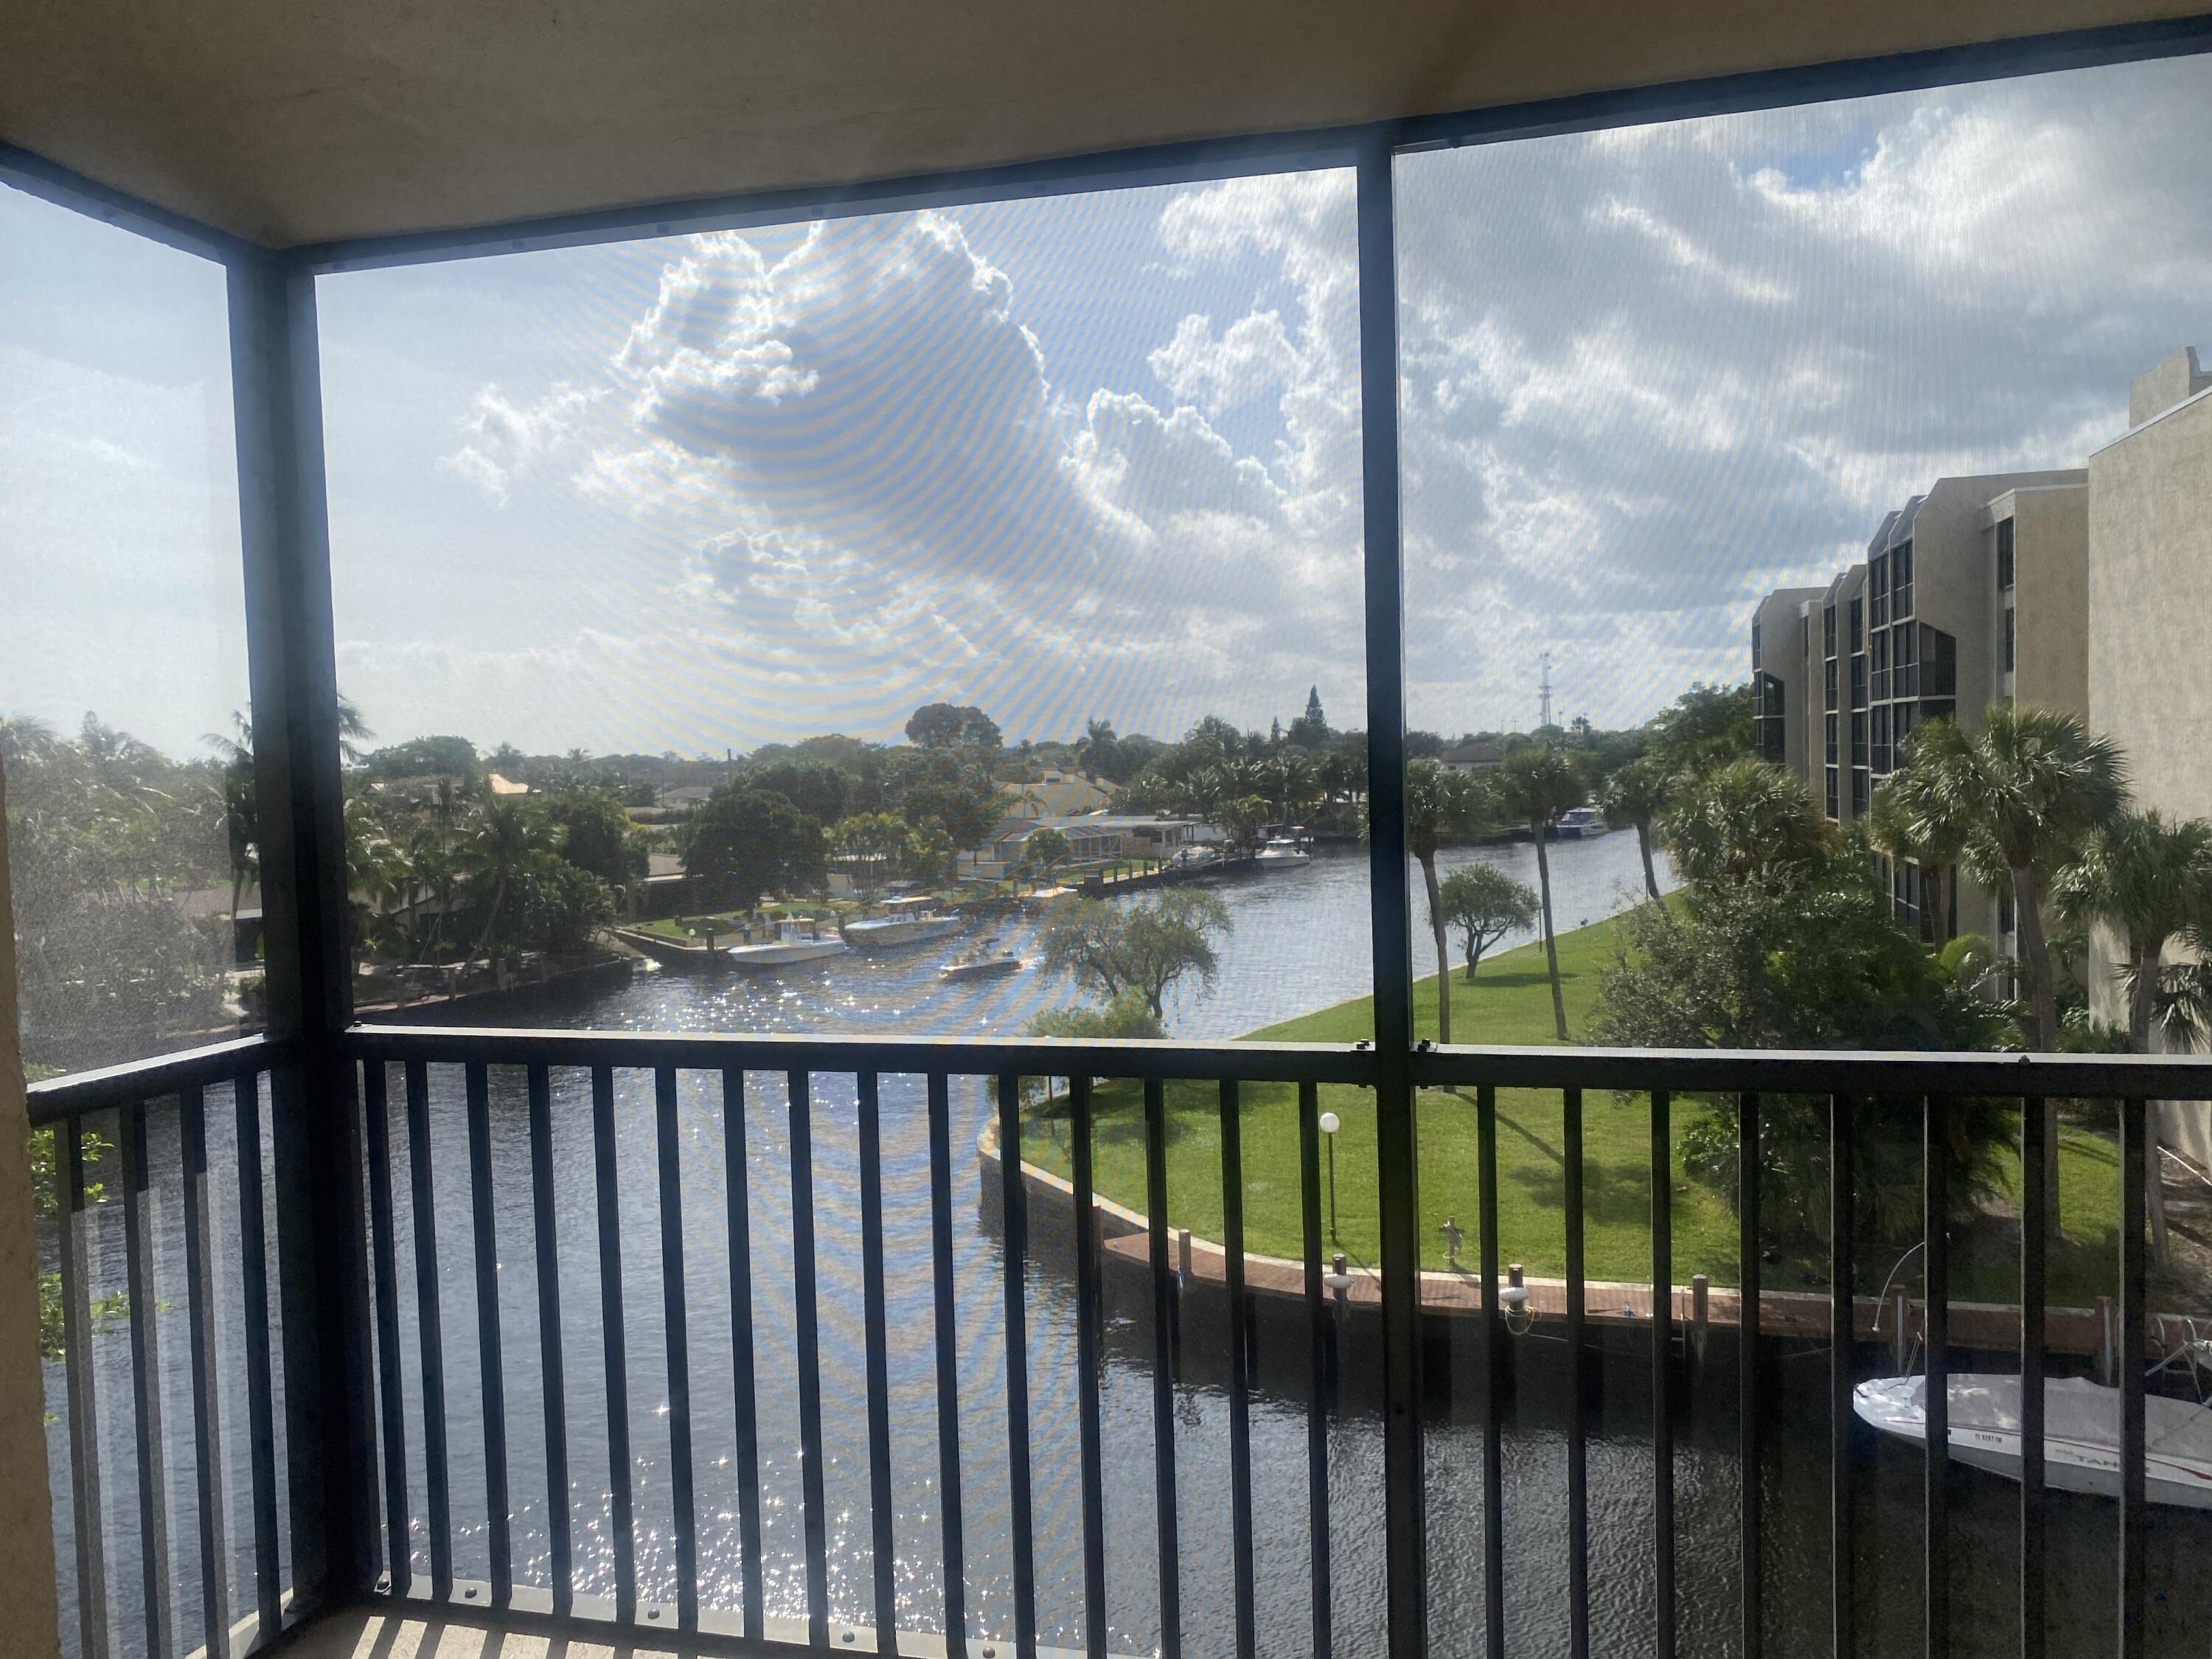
[465,799,540,961]
[1893,706,2128,1052]
[1658,759,1828,886]
[1599,756,1673,902]
[1401,761,1488,1043]
[1867,768,1969,950]
[1492,747,1587,1041]
[2054,809,2212,1259]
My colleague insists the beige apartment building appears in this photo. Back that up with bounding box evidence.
[1751,467,2089,942]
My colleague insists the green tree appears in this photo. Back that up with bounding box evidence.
[1888,706,2127,1054]
[2053,808,2212,1258]
[1402,762,1489,1042]
[548,787,649,894]
[1491,746,1588,1040]
[1599,755,1674,902]
[1018,826,1074,892]
[1659,759,1829,887]
[905,702,1003,752]
[1026,990,1166,1042]
[513,855,616,953]
[1436,864,1540,984]
[1040,888,1231,1024]
[1646,681,1754,773]
[1077,719,1121,785]
[464,798,543,959]
[684,782,826,910]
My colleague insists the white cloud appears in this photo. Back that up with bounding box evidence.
[439,381,598,504]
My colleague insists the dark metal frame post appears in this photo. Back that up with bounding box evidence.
[1356,128,1425,1659]
[229,247,375,1613]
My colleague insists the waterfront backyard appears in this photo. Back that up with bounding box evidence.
[1018,908,2145,1308]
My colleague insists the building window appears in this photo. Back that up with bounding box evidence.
[1825,712,1839,765]
[1871,627,1891,702]
[1892,540,1915,617]
[1895,700,1916,751]
[1752,616,1762,670]
[1895,622,1919,698]
[1801,614,1810,659]
[1851,711,1868,766]
[1871,704,1892,773]
[1851,767,1869,815]
[1870,553,1889,628]
[2004,605,2015,673]
[1921,624,1957,698]
[1999,882,2016,936]
[1826,767,1840,821]
[1823,600,1837,657]
[1755,673,1787,763]
[1850,651,1868,709]
[1848,596,1863,653]
[1997,515,2016,591]
[1893,858,1921,930]
[1824,655,1838,712]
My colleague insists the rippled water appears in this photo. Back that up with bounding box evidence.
[47,831,2212,1658]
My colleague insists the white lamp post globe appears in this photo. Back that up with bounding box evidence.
[1319,1111,1340,1135]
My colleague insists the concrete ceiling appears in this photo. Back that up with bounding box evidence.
[4,0,2208,249]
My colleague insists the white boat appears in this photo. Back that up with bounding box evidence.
[1254,837,1313,869]
[722,918,851,970]
[1551,806,1606,840]
[940,938,1023,981]
[843,899,961,950]
[1168,845,1222,871]
[1853,1374,2212,1510]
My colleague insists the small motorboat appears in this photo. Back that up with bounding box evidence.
[1550,806,1606,841]
[941,938,1023,981]
[843,897,961,950]
[1254,836,1312,869]
[723,918,850,970]
[1854,1373,2212,1510]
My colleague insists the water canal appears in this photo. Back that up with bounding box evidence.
[45,830,2212,1658]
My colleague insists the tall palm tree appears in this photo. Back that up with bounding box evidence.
[1492,747,1587,1041]
[1599,756,1673,902]
[1891,706,2127,1231]
[2054,809,2212,1259]
[1867,768,1969,950]
[465,799,540,961]
[1657,758,1828,887]
[1402,761,1488,1043]
[1893,706,2128,1052]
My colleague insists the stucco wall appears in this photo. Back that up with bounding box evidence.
[1753,586,1822,786]
[0,765,64,1659]
[2008,484,2091,719]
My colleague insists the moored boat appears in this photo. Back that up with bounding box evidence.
[1853,1373,2212,1509]
[844,896,961,950]
[1254,836,1313,869]
[723,917,850,970]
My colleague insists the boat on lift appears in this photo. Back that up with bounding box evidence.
[843,895,961,950]
[723,917,850,970]
[1853,1373,2212,1510]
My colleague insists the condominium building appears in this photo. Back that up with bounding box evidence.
[1750,466,2088,941]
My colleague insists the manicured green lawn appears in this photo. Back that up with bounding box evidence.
[1020,909,2163,1307]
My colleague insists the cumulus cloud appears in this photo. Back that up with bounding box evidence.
[440,381,599,504]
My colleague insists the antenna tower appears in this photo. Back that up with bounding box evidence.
[1537,650,1554,731]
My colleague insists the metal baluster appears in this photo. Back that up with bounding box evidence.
[1924,1095,1948,1659]
[405,1059,453,1600]
[526,1064,571,1617]
[464,1062,511,1607]
[58,1115,109,1659]
[1298,1080,1333,1659]
[788,1070,830,1647]
[1144,1077,1181,1659]
[1831,1094,1855,1659]
[1477,1083,1505,1659]
[2017,1094,2045,1659]
[723,1069,765,1641]
[1651,1088,1674,1659]
[1221,1078,1256,1659]
[654,1065,697,1630]
[181,1086,233,1658]
[2118,1097,2146,1659]
[591,1064,636,1623]
[858,1072,900,1648]
[1740,1091,1761,1659]
[1565,1086,1587,1659]
[362,1062,411,1596]
[1071,1076,1108,1659]
[926,1073,968,1653]
[120,1101,174,1658]
[998,1071,1037,1659]
[234,1069,282,1638]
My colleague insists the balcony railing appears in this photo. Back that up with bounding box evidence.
[29,1026,2212,1659]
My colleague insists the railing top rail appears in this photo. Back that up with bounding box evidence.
[345,1023,1382,1083]
[1413,1042,2212,1099]
[25,1033,278,1127]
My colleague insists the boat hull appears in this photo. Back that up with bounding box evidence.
[722,939,851,970]
[844,915,961,950]
[1854,1375,2212,1511]
[942,957,1023,981]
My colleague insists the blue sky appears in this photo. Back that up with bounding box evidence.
[5,53,2211,761]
